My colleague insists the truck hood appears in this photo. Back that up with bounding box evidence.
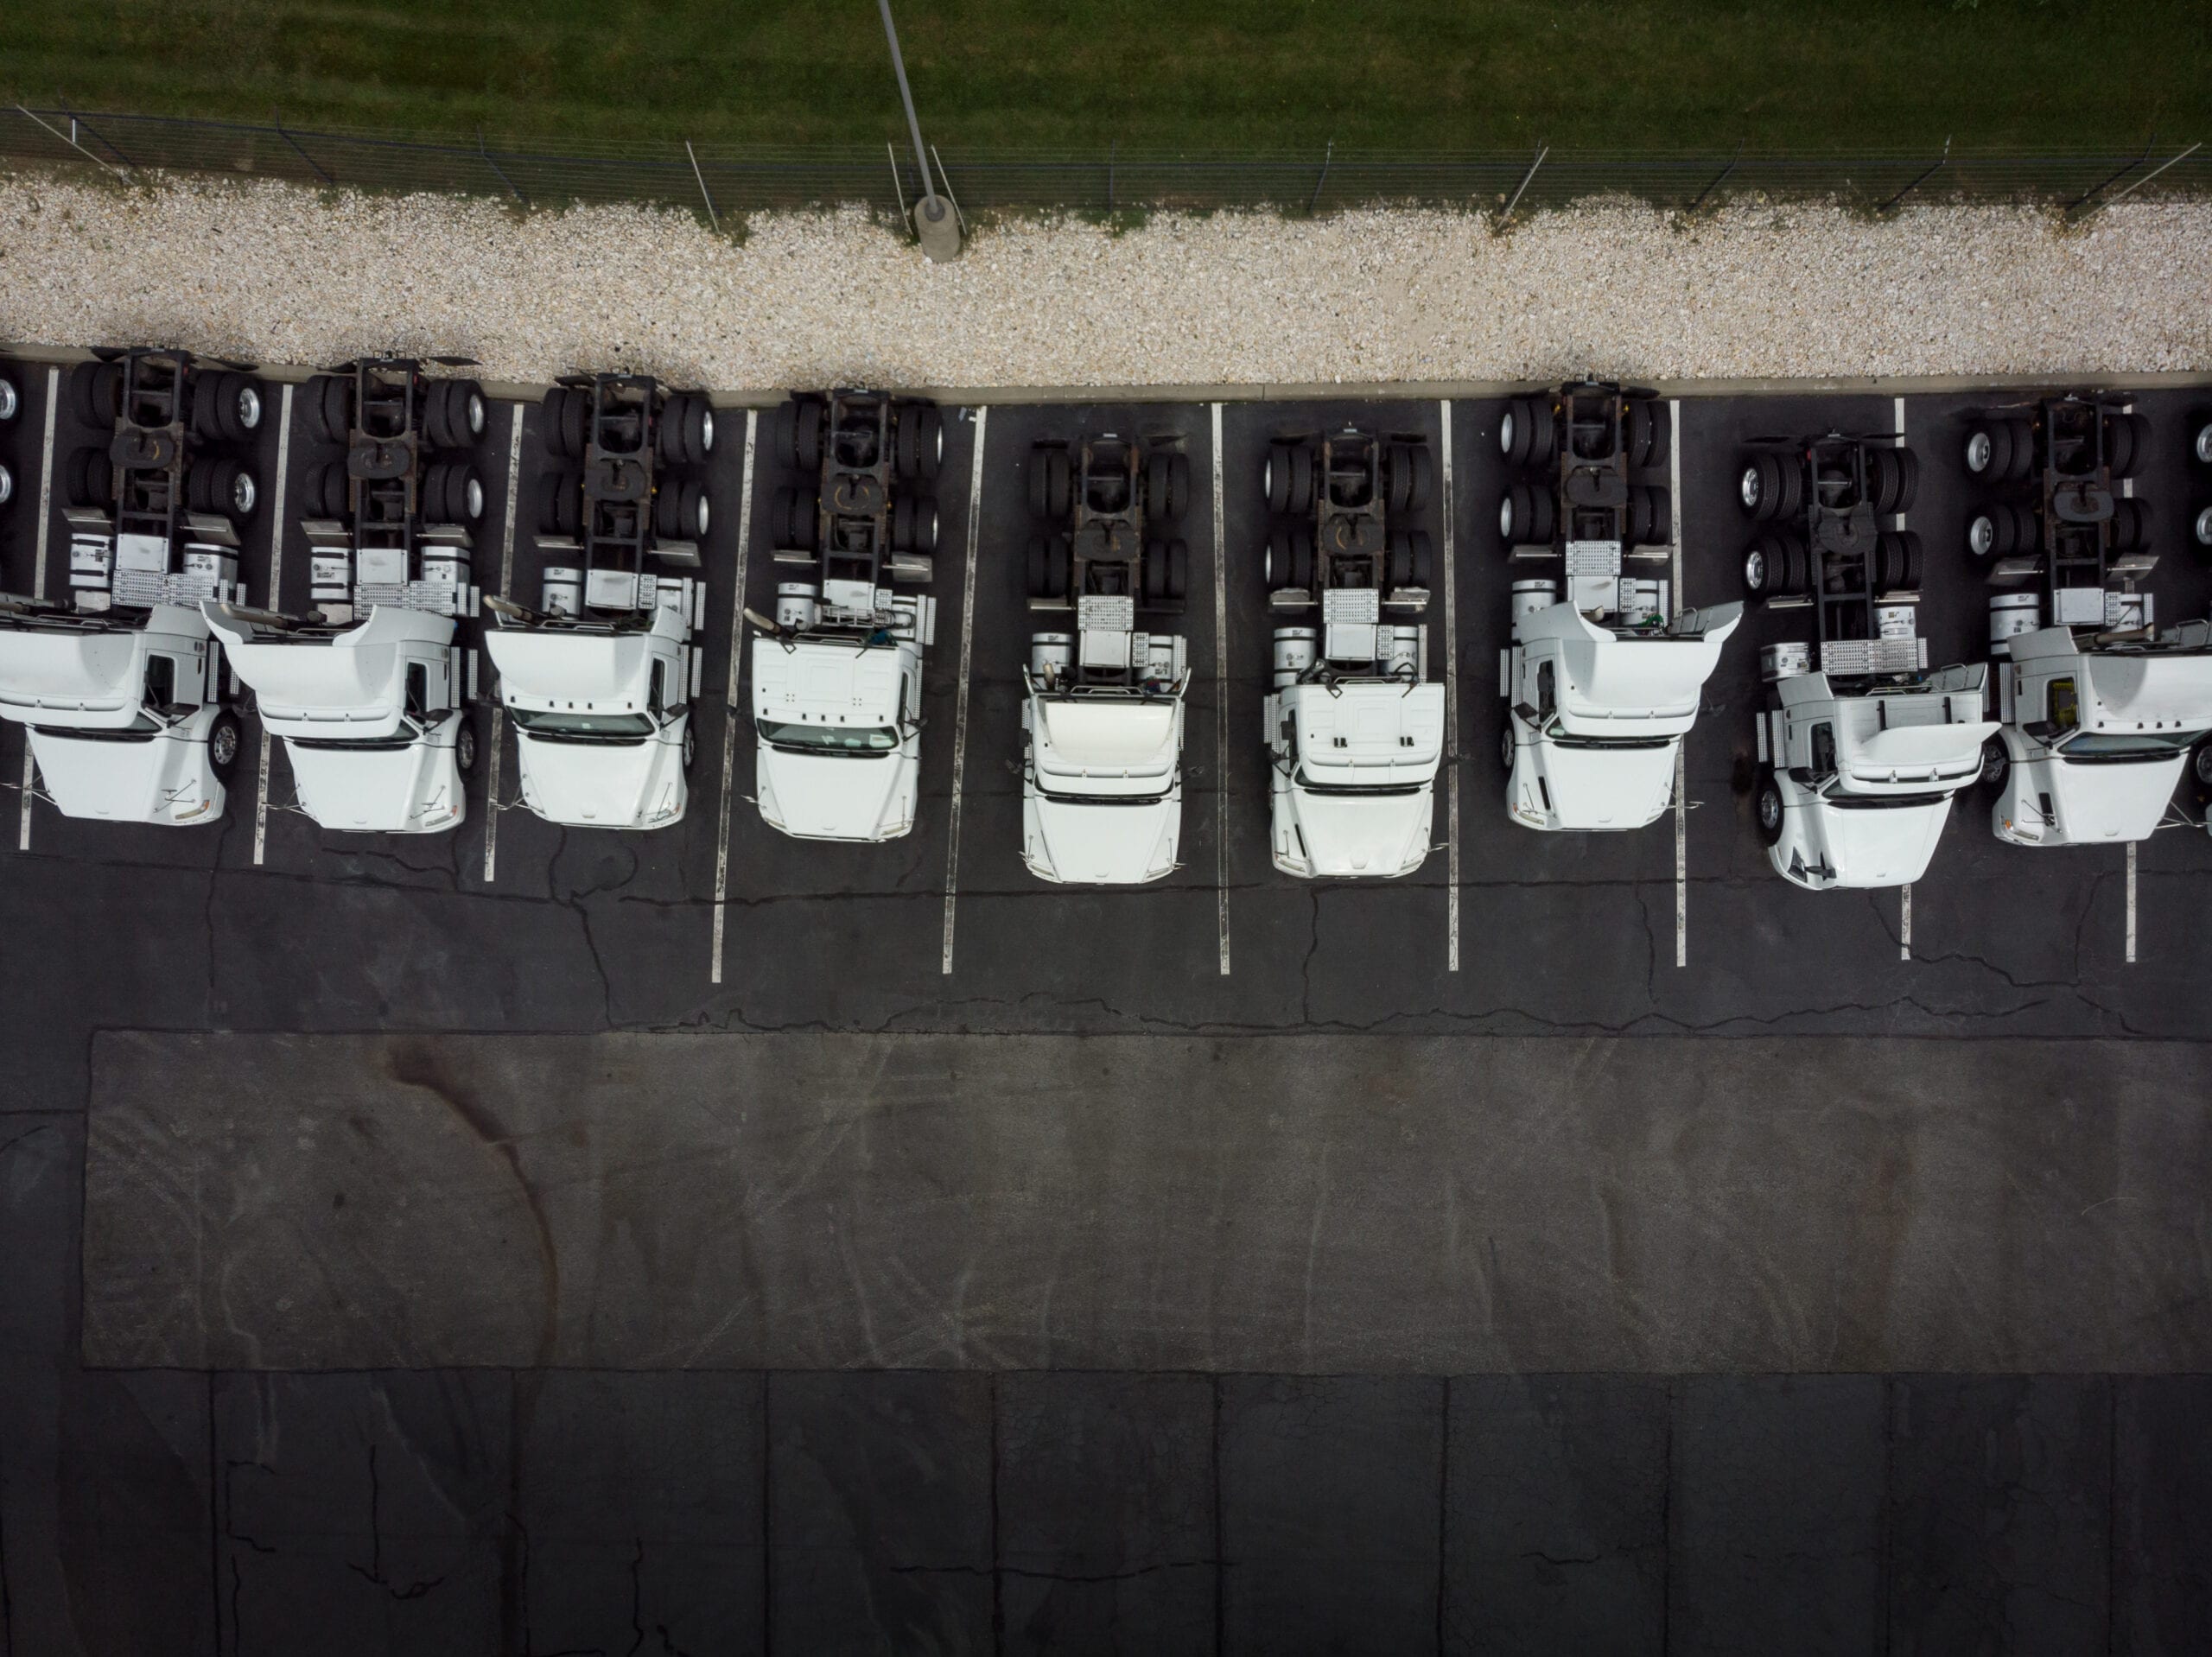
[28,723,223,826]
[1027,790,1179,884]
[513,723,686,828]
[2037,751,2187,843]
[1289,782,1434,877]
[1785,796,1954,889]
[283,730,464,834]
[1525,737,1677,830]
[1287,682,1445,790]
[486,621,664,711]
[756,746,912,841]
[0,606,207,730]
[1033,695,1179,796]
[208,604,451,741]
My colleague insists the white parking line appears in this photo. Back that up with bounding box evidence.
[2126,841,2138,964]
[709,408,760,987]
[1894,394,1911,961]
[482,403,524,886]
[1439,400,1459,974]
[941,406,988,976]
[252,382,297,867]
[17,367,57,853]
[1669,397,1686,968]
[1212,401,1230,977]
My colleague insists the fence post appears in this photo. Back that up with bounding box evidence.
[478,132,528,206]
[1688,141,1743,213]
[685,139,720,230]
[1306,139,1333,214]
[1502,143,1548,219]
[272,116,336,186]
[2069,141,2200,220]
[15,105,130,181]
[1878,136,1949,212]
[928,145,968,235]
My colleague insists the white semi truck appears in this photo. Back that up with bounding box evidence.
[1493,383,1740,830]
[209,359,486,835]
[1020,432,1191,883]
[1960,394,2212,845]
[482,374,713,829]
[1739,430,1995,889]
[1260,428,1444,879]
[751,390,941,843]
[0,350,259,825]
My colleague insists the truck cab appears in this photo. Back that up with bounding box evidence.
[0,600,239,824]
[486,375,713,830]
[752,620,925,842]
[207,603,471,833]
[1756,664,1993,889]
[1261,428,1442,878]
[1020,432,1191,883]
[1503,590,1740,831]
[753,390,941,843]
[0,349,262,827]
[1985,623,2212,846]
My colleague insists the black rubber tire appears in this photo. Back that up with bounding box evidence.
[894,405,919,479]
[1642,400,1671,470]
[1408,530,1433,588]
[1636,485,1670,546]
[1028,450,1054,519]
[687,396,715,461]
[1874,530,1906,594]
[2113,498,2150,553]
[302,460,335,520]
[1967,507,1998,560]
[1265,443,1294,513]
[1265,527,1293,589]
[1999,417,2036,483]
[1145,451,1173,520]
[2196,503,2212,549]
[200,457,256,518]
[911,495,939,555]
[1382,446,1409,514]
[423,462,454,523]
[1627,487,1653,547]
[424,380,458,450]
[73,361,122,428]
[1892,448,1920,513]
[910,407,943,479]
[1027,536,1051,599]
[207,711,242,780]
[0,372,18,423]
[1980,736,2009,797]
[1501,484,1530,545]
[541,388,577,458]
[1744,535,1777,598]
[1386,531,1413,589]
[541,471,573,536]
[1741,454,1777,520]
[1501,399,1535,465]
[1967,421,2009,482]
[654,394,689,465]
[1897,530,1923,589]
[450,379,487,447]
[1783,536,1813,596]
[2007,501,2037,556]
[455,719,478,777]
[1757,772,1785,847]
[1628,398,1655,468]
[791,399,823,472]
[1866,448,1898,517]
[1146,541,1166,603]
[64,445,103,509]
[785,488,817,551]
[1165,453,1191,520]
[1044,450,1071,520]
[1405,444,1434,513]
[655,484,683,542]
[448,463,484,524]
[678,480,709,540]
[2107,411,2143,479]
[1166,539,1189,603]
[1289,536,1314,592]
[302,375,342,445]
[1528,487,1556,545]
[2196,422,2212,467]
[1286,445,1315,515]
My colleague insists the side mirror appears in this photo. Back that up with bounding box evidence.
[1787,765,1817,786]
[1511,702,1540,726]
[2021,719,2062,743]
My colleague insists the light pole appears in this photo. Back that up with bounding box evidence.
[878,0,962,261]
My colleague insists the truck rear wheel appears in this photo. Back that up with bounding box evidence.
[1264,527,1293,589]
[2112,498,2150,553]
[541,388,578,458]
[64,446,110,509]
[1740,455,1777,518]
[2196,504,2212,548]
[309,374,351,445]
[2196,422,2212,466]
[0,371,17,422]
[0,461,11,505]
[1756,772,1784,846]
[2106,411,2145,479]
[1166,539,1189,602]
[679,480,709,540]
[72,360,122,428]
[541,470,582,537]
[1264,443,1294,513]
[1027,536,1052,598]
[207,712,241,779]
[1286,445,1315,513]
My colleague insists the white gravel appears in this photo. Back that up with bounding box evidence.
[0,172,2206,389]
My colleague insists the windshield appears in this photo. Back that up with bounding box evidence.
[1548,733,1675,750]
[1822,790,1951,810]
[512,708,654,742]
[1293,767,1421,797]
[291,733,418,752]
[757,719,899,756]
[2056,731,2203,760]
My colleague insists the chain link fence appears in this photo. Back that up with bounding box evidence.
[3,106,2203,221]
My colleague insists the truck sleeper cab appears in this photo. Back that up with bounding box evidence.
[1021,432,1192,884]
[1268,671,1445,877]
[1984,622,2212,847]
[752,628,925,842]
[207,603,473,834]
[0,600,240,824]
[1755,665,1993,889]
[1503,587,1741,830]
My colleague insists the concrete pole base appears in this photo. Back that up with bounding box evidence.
[913,195,963,263]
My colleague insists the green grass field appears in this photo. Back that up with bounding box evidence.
[2,1,2206,152]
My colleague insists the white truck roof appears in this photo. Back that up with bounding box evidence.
[486,619,669,712]
[1289,681,1445,786]
[2010,625,2212,734]
[0,602,207,730]
[753,636,905,725]
[205,603,450,740]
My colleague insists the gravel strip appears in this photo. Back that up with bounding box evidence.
[0,173,2206,388]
